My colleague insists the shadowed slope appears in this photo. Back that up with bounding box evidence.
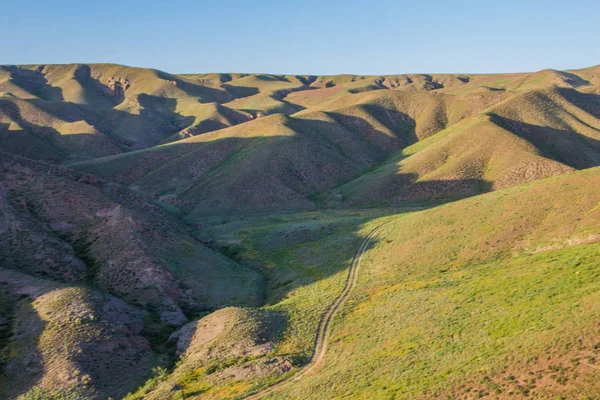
[0,152,263,325]
[331,87,600,207]
[71,108,415,215]
[3,63,598,167]
[0,94,123,163]
[0,270,156,399]
[71,86,513,215]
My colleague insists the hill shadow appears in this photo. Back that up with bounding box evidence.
[96,94,196,149]
[0,98,125,163]
[329,106,419,149]
[489,113,600,169]
[0,270,155,400]
[221,84,259,99]
[155,70,234,103]
[2,65,64,101]
[0,98,67,163]
[73,64,124,109]
[192,207,408,307]
[556,87,600,116]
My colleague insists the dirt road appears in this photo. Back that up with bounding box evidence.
[244,224,386,399]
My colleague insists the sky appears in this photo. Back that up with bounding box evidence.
[1,0,599,75]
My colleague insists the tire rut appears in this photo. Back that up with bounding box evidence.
[244,223,386,399]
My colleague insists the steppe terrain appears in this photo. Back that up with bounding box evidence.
[1,62,600,399]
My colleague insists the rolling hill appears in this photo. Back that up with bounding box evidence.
[2,62,600,399]
[69,65,600,215]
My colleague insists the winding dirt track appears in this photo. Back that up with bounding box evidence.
[244,224,386,399]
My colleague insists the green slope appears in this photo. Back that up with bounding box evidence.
[273,166,600,399]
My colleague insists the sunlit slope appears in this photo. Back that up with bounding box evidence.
[2,62,599,166]
[331,86,600,206]
[278,166,600,399]
[72,114,395,215]
[71,87,510,215]
[0,64,240,156]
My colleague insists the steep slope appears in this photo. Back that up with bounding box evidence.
[277,166,600,399]
[0,64,241,159]
[0,269,155,400]
[0,152,263,325]
[71,87,510,215]
[160,102,253,144]
[126,307,288,400]
[71,111,408,215]
[3,63,597,168]
[0,94,123,163]
[330,86,600,207]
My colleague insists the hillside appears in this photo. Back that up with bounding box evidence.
[0,152,263,316]
[0,269,156,399]
[58,64,600,215]
[271,166,600,399]
[123,165,600,399]
[2,62,600,399]
[328,86,600,207]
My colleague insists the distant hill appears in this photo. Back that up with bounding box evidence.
[33,63,597,214]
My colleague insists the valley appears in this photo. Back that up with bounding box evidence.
[1,62,600,399]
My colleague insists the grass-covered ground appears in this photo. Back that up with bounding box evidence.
[194,209,413,358]
[269,167,600,399]
[133,167,600,399]
[132,208,418,399]
[4,62,600,399]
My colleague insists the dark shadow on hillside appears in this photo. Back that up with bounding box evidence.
[0,98,68,163]
[557,72,591,88]
[556,87,600,117]
[0,270,155,400]
[329,105,419,148]
[221,83,259,99]
[193,205,439,310]
[2,65,64,101]
[73,64,124,109]
[71,107,485,217]
[73,109,428,215]
[159,103,254,144]
[421,74,444,90]
[489,113,600,169]
[0,287,48,399]
[155,70,234,103]
[96,94,196,149]
[0,99,123,163]
[392,178,493,203]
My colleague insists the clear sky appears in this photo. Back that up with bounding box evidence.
[2,0,599,75]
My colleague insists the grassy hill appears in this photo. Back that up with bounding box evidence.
[327,86,600,207]
[271,166,600,399]
[125,165,600,400]
[71,74,600,215]
[2,62,600,399]
[0,269,156,399]
[1,152,263,315]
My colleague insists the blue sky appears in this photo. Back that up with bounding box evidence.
[1,0,599,75]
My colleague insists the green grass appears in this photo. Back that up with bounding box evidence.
[268,167,600,399]
[195,209,399,357]
[159,208,415,398]
[145,168,600,399]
